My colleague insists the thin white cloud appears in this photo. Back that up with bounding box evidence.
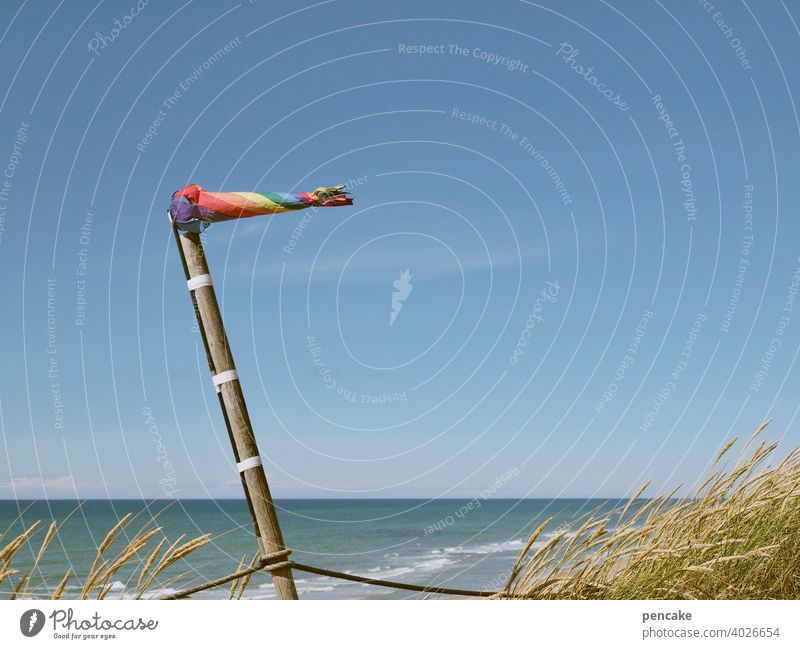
[232,241,546,286]
[0,475,76,496]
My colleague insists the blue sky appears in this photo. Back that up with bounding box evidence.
[1,0,799,499]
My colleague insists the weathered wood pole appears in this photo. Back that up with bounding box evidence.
[174,227,298,600]
[170,223,264,552]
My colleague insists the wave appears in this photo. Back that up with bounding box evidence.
[360,565,415,580]
[441,539,526,555]
[413,556,456,571]
[298,585,335,593]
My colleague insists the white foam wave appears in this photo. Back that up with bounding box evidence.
[443,539,525,555]
[361,565,414,580]
[414,556,456,571]
[298,585,335,593]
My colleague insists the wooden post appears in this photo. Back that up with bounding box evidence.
[170,223,264,551]
[174,227,298,600]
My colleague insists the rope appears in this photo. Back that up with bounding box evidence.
[162,550,503,600]
[161,549,292,600]
[291,562,501,598]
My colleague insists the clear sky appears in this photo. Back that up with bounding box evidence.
[1,0,799,499]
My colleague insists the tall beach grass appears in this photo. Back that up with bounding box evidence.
[0,506,210,600]
[504,423,800,599]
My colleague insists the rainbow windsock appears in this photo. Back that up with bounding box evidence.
[170,183,353,231]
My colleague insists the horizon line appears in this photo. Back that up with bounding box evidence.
[0,496,656,502]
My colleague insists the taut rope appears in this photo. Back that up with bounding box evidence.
[162,549,504,600]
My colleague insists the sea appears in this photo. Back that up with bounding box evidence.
[0,499,630,600]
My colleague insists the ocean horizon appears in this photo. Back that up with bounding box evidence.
[1,498,633,599]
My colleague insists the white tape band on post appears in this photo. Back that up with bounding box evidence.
[236,456,262,473]
[212,369,239,393]
[187,274,213,291]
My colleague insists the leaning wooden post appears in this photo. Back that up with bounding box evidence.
[170,222,265,549]
[174,228,298,600]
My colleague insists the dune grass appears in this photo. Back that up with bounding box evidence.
[504,423,800,599]
[0,507,210,600]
